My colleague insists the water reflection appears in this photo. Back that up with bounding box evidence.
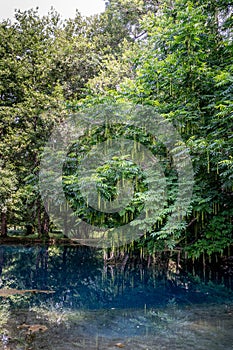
[0,245,233,349]
[0,245,232,308]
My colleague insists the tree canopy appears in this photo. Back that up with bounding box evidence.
[0,0,232,258]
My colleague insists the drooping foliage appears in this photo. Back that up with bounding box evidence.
[0,1,232,259]
[118,0,233,256]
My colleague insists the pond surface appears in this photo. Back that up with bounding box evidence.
[0,245,233,349]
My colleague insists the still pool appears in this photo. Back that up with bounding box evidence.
[0,245,232,349]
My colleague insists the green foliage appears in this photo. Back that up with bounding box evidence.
[186,210,233,258]
[62,124,150,228]
[0,9,66,235]
[0,1,232,254]
[116,0,233,255]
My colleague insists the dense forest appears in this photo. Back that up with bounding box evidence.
[0,0,232,259]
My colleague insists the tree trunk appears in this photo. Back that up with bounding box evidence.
[42,211,50,239]
[37,199,42,238]
[1,212,7,237]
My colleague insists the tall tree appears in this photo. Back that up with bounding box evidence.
[118,0,233,255]
[0,9,65,237]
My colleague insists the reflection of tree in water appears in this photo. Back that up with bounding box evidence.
[35,246,49,290]
[0,246,232,311]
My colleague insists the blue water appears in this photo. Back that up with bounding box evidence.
[0,245,233,349]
